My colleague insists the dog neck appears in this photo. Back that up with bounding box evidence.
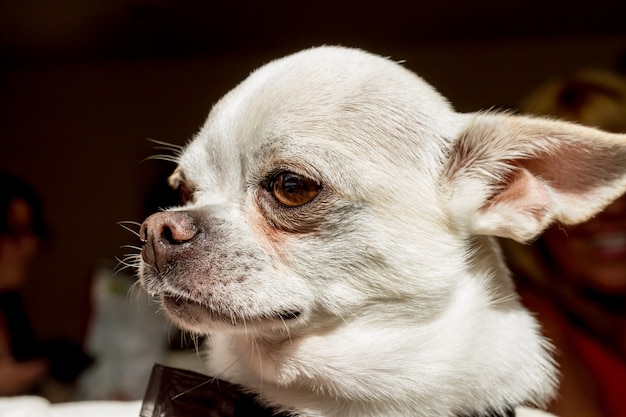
[207,298,553,416]
[205,238,555,417]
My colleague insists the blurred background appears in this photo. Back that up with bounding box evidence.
[1,0,626,401]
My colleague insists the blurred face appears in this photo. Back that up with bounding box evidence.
[0,198,41,290]
[543,194,626,294]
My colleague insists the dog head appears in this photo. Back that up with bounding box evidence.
[139,47,469,334]
[138,46,626,416]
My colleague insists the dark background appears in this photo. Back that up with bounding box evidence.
[1,0,625,344]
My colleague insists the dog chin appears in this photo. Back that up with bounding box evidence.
[160,293,303,333]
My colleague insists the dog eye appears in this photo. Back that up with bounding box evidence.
[269,172,321,207]
[177,182,194,205]
[168,170,195,205]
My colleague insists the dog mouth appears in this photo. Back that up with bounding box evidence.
[161,294,301,327]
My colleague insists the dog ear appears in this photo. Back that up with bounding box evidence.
[444,113,626,242]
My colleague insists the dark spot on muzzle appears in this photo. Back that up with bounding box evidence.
[278,311,301,320]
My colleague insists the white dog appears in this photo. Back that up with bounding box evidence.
[138,46,626,417]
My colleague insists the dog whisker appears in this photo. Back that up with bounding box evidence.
[140,139,184,165]
[143,154,180,164]
[117,220,142,237]
[114,254,142,275]
[489,292,519,306]
[112,263,136,276]
[278,316,293,344]
[241,314,248,339]
[128,280,160,308]
[113,259,134,273]
[117,252,140,262]
[190,333,203,355]
[206,331,249,383]
[170,377,213,401]
[252,337,264,395]
[118,220,142,226]
[148,138,184,154]
[166,323,177,347]
[114,253,142,269]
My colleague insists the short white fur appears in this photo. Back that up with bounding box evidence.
[139,46,626,417]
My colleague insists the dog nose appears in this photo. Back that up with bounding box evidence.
[140,211,199,271]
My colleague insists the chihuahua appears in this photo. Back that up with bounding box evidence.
[138,46,626,417]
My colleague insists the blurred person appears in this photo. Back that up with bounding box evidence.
[0,174,49,395]
[0,172,90,399]
[502,70,626,416]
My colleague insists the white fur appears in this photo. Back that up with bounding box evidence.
[139,46,626,416]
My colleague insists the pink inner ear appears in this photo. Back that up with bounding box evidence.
[522,138,623,195]
[482,167,550,224]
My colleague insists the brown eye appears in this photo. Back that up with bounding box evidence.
[270,172,321,207]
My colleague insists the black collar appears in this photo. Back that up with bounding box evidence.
[463,407,516,417]
[140,364,279,417]
[140,364,517,417]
